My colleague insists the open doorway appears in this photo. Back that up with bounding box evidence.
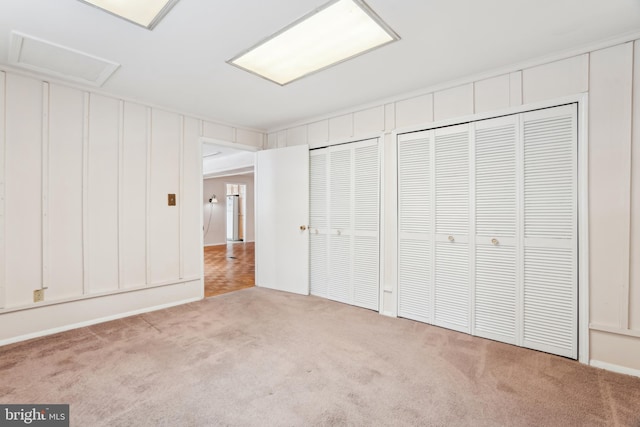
[201,139,257,298]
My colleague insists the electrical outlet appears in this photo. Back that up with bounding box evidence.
[33,289,45,303]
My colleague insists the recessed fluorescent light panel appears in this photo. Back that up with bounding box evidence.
[228,0,399,85]
[78,0,180,29]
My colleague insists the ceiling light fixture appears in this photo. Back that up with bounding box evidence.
[78,0,180,29]
[228,0,399,86]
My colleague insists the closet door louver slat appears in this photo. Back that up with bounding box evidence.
[434,125,470,333]
[522,106,577,359]
[309,151,328,297]
[474,117,518,344]
[398,132,431,322]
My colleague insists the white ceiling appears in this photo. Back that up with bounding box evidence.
[202,142,255,178]
[1,0,639,132]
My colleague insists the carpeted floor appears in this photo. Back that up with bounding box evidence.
[1,287,640,426]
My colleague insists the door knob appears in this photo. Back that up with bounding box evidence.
[300,225,307,231]
[491,238,499,246]
[448,235,455,242]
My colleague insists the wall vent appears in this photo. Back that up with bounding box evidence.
[8,31,120,87]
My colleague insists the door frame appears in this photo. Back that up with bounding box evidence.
[198,137,260,299]
[389,93,589,364]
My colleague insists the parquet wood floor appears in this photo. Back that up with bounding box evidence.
[204,242,255,298]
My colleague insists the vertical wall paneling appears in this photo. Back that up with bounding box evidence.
[117,100,124,289]
[5,74,42,307]
[354,106,384,136]
[145,107,152,285]
[121,102,147,288]
[286,125,308,147]
[395,94,433,129]
[384,103,396,132]
[631,41,640,331]
[266,133,277,150]
[82,92,90,294]
[202,121,234,142]
[236,128,263,148]
[149,109,181,283]
[0,71,5,309]
[182,117,202,279]
[509,72,523,107]
[589,43,633,328]
[522,55,589,104]
[277,131,287,148]
[179,116,185,279]
[87,94,120,293]
[434,85,474,122]
[474,75,511,114]
[308,121,329,146]
[329,114,354,140]
[48,84,84,300]
[41,83,49,291]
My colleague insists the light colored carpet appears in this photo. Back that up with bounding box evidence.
[1,287,640,426]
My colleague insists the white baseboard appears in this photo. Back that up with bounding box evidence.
[590,359,640,378]
[0,296,201,347]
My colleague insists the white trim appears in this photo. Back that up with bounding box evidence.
[145,107,152,285]
[577,94,590,364]
[117,99,124,289]
[197,121,205,300]
[590,360,640,378]
[179,115,185,280]
[308,131,382,150]
[267,30,640,134]
[81,92,90,295]
[0,276,201,315]
[590,323,640,339]
[200,137,260,152]
[0,296,201,347]
[0,71,5,309]
[41,82,49,291]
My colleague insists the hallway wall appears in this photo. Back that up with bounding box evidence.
[203,174,255,246]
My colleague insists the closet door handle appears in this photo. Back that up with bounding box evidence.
[448,235,455,242]
[491,238,499,246]
[300,225,307,231]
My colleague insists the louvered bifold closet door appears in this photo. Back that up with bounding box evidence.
[309,150,329,298]
[353,140,380,311]
[397,131,432,323]
[522,105,577,359]
[473,116,519,344]
[328,146,353,304]
[434,124,470,334]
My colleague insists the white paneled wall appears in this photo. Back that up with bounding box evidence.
[269,38,640,374]
[5,74,42,307]
[0,69,265,343]
[48,84,84,300]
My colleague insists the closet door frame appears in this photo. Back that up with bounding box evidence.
[392,93,589,364]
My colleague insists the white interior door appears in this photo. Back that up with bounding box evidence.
[255,145,309,295]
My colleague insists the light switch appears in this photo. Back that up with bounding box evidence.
[168,194,176,206]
